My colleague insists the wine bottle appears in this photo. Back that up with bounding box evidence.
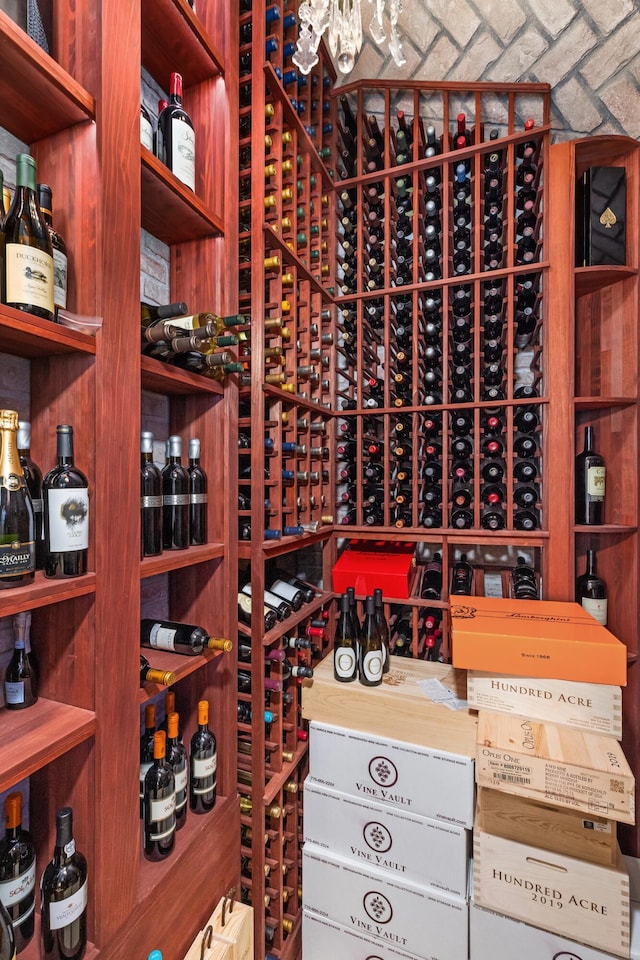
[268,577,304,612]
[17,420,44,570]
[0,791,35,952]
[140,703,156,819]
[162,435,190,550]
[4,154,54,321]
[511,556,538,601]
[4,611,37,710]
[140,102,153,151]
[358,595,383,687]
[158,73,195,191]
[0,900,14,960]
[451,555,473,595]
[575,426,606,525]
[140,301,189,326]
[190,700,217,814]
[143,731,176,861]
[43,425,89,579]
[333,593,358,682]
[40,807,87,960]
[37,184,68,315]
[141,619,232,657]
[139,654,175,687]
[373,588,390,673]
[0,410,35,588]
[187,438,208,545]
[140,431,162,559]
[237,592,277,631]
[421,552,442,600]
[576,548,608,626]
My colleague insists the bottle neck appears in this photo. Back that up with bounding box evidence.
[56,430,75,464]
[141,451,152,464]
[584,426,594,452]
[0,424,23,479]
[586,550,597,574]
[4,824,20,842]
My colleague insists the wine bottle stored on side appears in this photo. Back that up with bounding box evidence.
[40,807,87,960]
[190,700,217,814]
[188,438,207,545]
[0,791,36,953]
[139,654,175,688]
[576,548,608,626]
[17,420,44,570]
[0,410,35,588]
[143,731,176,862]
[237,592,277,632]
[575,426,606,525]
[166,712,188,831]
[162,435,190,550]
[333,592,358,682]
[158,73,196,191]
[140,431,163,558]
[43,425,89,579]
[358,595,383,687]
[4,153,54,321]
[37,184,68,315]
[140,301,189,326]
[141,619,232,657]
[4,611,37,710]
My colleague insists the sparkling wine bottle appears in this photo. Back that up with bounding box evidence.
[158,73,196,191]
[0,791,35,953]
[0,410,35,589]
[4,153,54,321]
[190,700,217,814]
[4,612,37,710]
[43,425,89,579]
[140,618,232,656]
[17,420,44,570]
[333,592,358,682]
[140,431,162,558]
[143,731,176,861]
[576,548,608,626]
[40,808,87,960]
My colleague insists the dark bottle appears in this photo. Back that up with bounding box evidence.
[188,438,208,545]
[0,791,35,953]
[141,618,232,657]
[143,731,176,861]
[421,552,442,600]
[513,407,539,434]
[481,459,505,484]
[37,183,68,315]
[17,420,44,570]
[139,654,175,687]
[511,556,538,600]
[0,898,15,960]
[514,483,539,509]
[140,301,189,326]
[514,458,538,483]
[373,587,390,674]
[450,554,473,595]
[576,548,608,626]
[190,699,217,813]
[481,506,506,530]
[514,508,540,530]
[158,73,195,191]
[162,435,190,550]
[358,595,383,687]
[43,425,89,579]
[4,611,37,710]
[450,506,473,529]
[140,703,156,819]
[333,593,358,682]
[575,426,606,525]
[0,410,35,588]
[4,154,54,321]
[40,807,87,960]
[140,431,163,559]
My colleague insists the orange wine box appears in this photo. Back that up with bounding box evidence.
[476,710,635,824]
[332,540,418,599]
[450,596,627,686]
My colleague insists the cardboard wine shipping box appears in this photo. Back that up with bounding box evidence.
[303,911,425,960]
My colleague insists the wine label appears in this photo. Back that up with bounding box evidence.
[141,495,163,508]
[4,681,25,704]
[140,113,153,151]
[148,623,177,652]
[53,249,68,309]
[192,754,216,779]
[361,649,383,683]
[581,595,608,626]
[46,488,89,552]
[190,493,208,503]
[47,878,87,930]
[334,646,357,679]
[174,767,188,795]
[163,493,189,506]
[587,465,606,501]
[6,243,54,314]
[171,118,195,191]
[0,861,36,910]
[0,540,35,578]
[149,792,176,828]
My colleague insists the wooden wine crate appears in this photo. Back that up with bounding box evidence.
[205,898,254,960]
[476,710,635,823]
[477,786,618,866]
[473,829,630,957]
[468,671,622,739]
[302,652,477,758]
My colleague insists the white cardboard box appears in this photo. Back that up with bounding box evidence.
[302,843,469,960]
[303,779,469,898]
[302,910,425,960]
[309,720,475,828]
[470,900,640,960]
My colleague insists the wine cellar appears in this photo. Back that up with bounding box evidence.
[0,0,639,959]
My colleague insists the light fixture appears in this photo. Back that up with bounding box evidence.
[293,0,406,76]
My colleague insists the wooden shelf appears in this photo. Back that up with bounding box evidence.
[237,527,333,559]
[259,590,333,646]
[0,571,97,616]
[0,306,97,357]
[139,645,229,702]
[141,0,224,85]
[261,384,334,415]
[0,10,95,142]
[140,542,225,579]
[141,146,225,244]
[575,265,637,297]
[141,353,224,395]
[0,698,96,794]
[574,524,638,534]
[575,396,637,410]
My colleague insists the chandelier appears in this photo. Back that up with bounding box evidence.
[293,0,406,75]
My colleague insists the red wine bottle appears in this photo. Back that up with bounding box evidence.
[187,438,208,545]
[41,808,87,960]
[0,791,36,952]
[4,611,37,709]
[143,731,176,861]
[158,73,195,191]
[140,431,162,558]
[575,426,606,525]
[576,548,608,626]
[162,435,190,550]
[190,700,217,814]
[43,425,89,579]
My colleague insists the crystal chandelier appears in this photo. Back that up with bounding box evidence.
[293,0,406,75]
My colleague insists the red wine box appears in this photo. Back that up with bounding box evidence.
[303,779,469,898]
[450,596,627,685]
[302,911,425,960]
[470,900,640,960]
[473,830,630,956]
[302,843,469,960]
[476,710,635,824]
[309,720,475,828]
[467,671,622,739]
[332,539,418,598]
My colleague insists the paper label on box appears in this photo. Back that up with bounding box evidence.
[418,677,469,711]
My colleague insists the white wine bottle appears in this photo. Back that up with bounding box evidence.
[0,410,35,588]
[37,184,68,316]
[4,153,54,322]
[158,73,196,191]
[358,595,383,687]
[43,425,89,579]
[40,808,87,960]
[333,592,357,682]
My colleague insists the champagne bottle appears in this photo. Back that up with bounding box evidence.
[4,612,37,709]
[162,435,190,550]
[358,595,383,687]
[140,703,156,819]
[190,700,217,814]
[40,807,87,960]
[140,618,232,656]
[143,731,176,861]
[575,426,606,525]
[158,73,196,191]
[0,900,15,960]
[0,791,35,952]
[576,548,608,626]
[0,410,35,588]
[139,654,175,687]
[373,588,390,674]
[166,712,188,830]
[17,420,44,570]
[187,438,208,545]
[140,431,163,558]
[333,593,357,682]
[4,153,54,321]
[43,425,89,579]
[37,184,68,315]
